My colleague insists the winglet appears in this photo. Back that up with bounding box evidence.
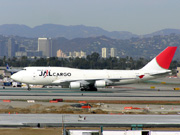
[156,46,177,69]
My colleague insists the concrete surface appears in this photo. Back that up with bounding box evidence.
[0,114,180,127]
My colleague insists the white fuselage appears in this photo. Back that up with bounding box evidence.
[11,67,159,86]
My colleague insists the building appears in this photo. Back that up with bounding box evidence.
[80,51,86,58]
[110,48,117,57]
[15,51,42,58]
[7,38,18,57]
[38,38,52,57]
[102,48,108,58]
[15,51,27,57]
[27,51,42,58]
[69,51,86,58]
[0,40,6,57]
[74,51,80,57]
[57,49,67,58]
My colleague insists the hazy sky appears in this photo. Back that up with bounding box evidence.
[0,0,180,35]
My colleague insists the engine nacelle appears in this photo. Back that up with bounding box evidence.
[69,82,81,89]
[95,80,107,88]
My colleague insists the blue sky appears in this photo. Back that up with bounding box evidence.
[0,0,180,35]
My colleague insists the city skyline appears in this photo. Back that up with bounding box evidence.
[0,0,180,35]
[0,34,180,59]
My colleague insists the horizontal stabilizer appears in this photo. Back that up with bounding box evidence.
[149,70,171,76]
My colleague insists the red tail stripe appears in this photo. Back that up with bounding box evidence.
[156,46,177,69]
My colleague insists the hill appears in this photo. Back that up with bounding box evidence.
[0,24,138,39]
[52,34,180,59]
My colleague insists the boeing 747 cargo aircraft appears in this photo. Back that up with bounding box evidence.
[11,46,177,91]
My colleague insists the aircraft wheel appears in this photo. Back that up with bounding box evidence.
[80,88,85,91]
[89,86,97,91]
[27,87,31,91]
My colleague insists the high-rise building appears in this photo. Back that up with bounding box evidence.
[38,38,52,57]
[0,41,6,57]
[110,48,117,57]
[7,38,16,57]
[57,49,67,58]
[102,48,108,58]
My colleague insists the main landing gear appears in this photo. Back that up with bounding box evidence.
[80,85,97,91]
[27,84,31,91]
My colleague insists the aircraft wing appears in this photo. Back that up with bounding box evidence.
[52,77,137,86]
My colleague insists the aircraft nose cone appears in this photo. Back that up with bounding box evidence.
[11,73,19,81]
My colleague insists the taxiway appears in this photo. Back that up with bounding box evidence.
[0,80,180,101]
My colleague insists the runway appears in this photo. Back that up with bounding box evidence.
[0,114,180,128]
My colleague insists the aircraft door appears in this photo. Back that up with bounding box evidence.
[33,72,36,80]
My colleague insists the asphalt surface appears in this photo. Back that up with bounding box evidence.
[0,78,180,101]
[1,114,180,128]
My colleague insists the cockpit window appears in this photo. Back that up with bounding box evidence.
[22,68,26,71]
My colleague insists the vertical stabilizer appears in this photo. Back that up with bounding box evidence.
[6,64,9,70]
[141,46,177,71]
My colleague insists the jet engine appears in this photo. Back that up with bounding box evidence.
[69,82,81,89]
[95,80,107,88]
